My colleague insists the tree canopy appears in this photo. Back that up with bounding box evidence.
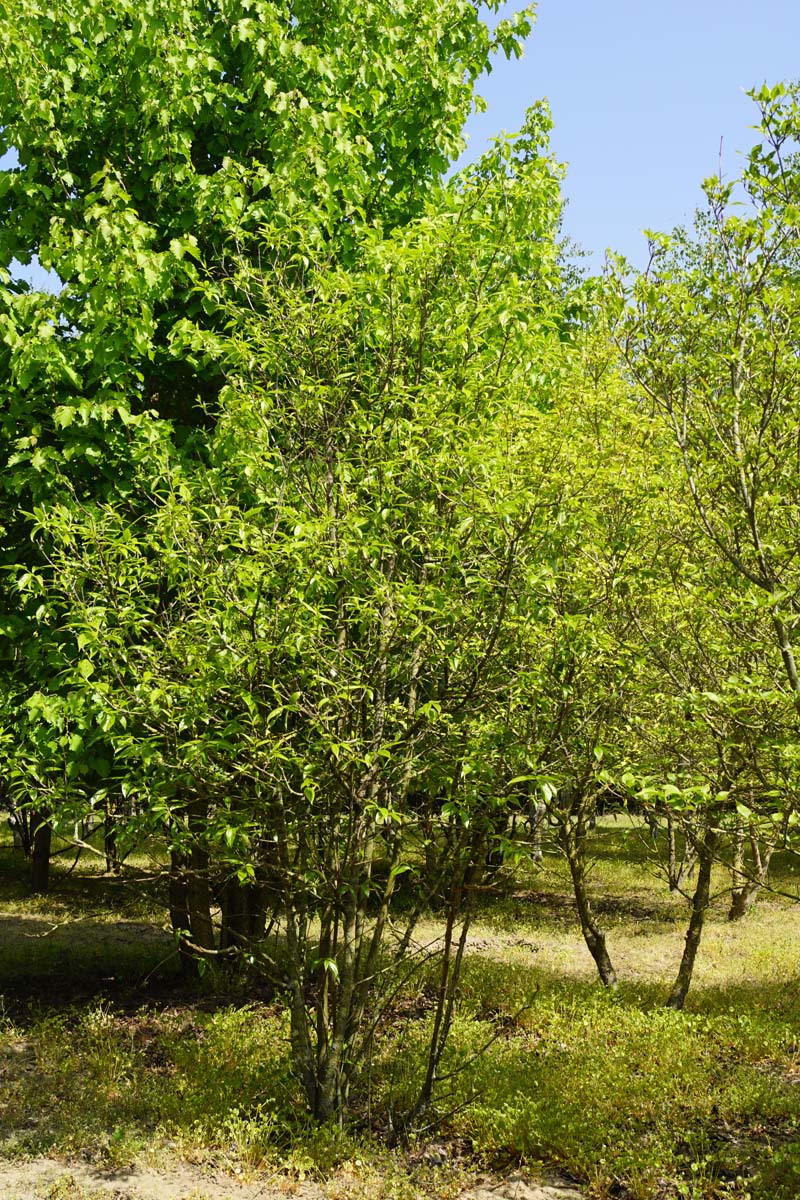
[3,0,800,1131]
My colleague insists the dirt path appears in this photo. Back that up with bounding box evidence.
[0,1157,321,1199]
[0,1158,584,1200]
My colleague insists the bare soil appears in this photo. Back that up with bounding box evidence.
[0,1158,584,1200]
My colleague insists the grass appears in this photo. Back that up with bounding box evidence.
[1,818,799,1198]
[378,979,800,1198]
[0,834,183,1001]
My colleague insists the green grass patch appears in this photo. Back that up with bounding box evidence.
[1,816,800,1197]
[373,976,800,1199]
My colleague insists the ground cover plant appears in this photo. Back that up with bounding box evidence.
[1,817,799,1199]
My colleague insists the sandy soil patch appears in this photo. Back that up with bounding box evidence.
[0,1158,585,1200]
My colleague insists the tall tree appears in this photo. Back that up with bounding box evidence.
[22,111,568,1118]
[0,0,536,886]
[605,83,800,986]
[610,83,800,710]
[0,0,535,426]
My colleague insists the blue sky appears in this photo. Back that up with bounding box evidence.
[463,0,800,267]
[7,1,800,285]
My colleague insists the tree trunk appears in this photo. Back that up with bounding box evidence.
[30,809,52,893]
[728,822,773,920]
[104,809,120,874]
[219,876,265,953]
[667,825,718,1010]
[184,798,215,952]
[168,849,195,977]
[564,839,618,987]
[527,798,546,861]
[667,813,678,894]
[667,813,698,897]
[186,854,215,952]
[728,882,757,922]
[407,839,479,1131]
[557,788,618,988]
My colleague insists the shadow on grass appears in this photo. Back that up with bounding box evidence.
[0,841,166,917]
[0,912,185,1012]
[476,879,684,929]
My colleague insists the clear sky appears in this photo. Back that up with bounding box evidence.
[462,0,800,268]
[7,1,800,285]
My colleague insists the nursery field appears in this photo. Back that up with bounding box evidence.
[4,5,800,1199]
[0,818,799,1200]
